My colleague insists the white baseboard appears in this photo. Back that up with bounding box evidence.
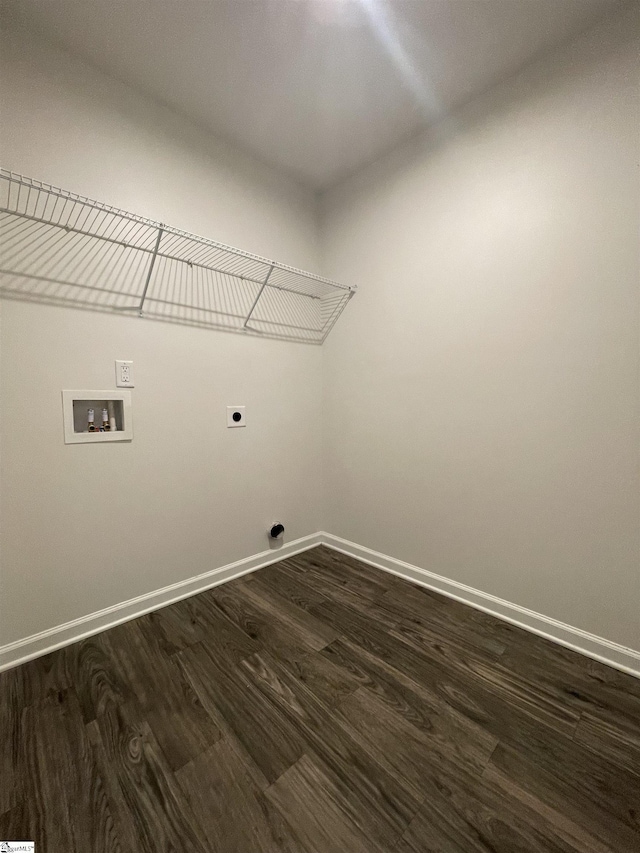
[3,530,639,680]
[320,532,640,680]
[0,533,322,672]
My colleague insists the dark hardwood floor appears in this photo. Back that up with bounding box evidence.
[1,545,639,852]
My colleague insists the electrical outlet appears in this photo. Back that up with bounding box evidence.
[115,360,134,387]
[227,406,246,428]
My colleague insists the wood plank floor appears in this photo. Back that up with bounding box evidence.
[2,545,639,852]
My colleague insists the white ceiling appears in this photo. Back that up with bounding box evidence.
[6,0,620,190]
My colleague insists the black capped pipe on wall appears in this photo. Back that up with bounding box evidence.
[269,522,285,540]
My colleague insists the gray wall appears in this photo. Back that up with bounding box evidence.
[320,8,640,651]
[0,24,323,646]
[2,9,638,656]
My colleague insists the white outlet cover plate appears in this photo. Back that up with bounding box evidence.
[227,406,246,428]
[116,360,134,387]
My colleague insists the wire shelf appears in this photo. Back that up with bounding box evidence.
[0,169,355,343]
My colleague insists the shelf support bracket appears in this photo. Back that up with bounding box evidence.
[244,264,274,328]
[138,225,164,315]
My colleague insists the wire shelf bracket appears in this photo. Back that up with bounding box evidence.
[138,225,163,316]
[0,169,356,344]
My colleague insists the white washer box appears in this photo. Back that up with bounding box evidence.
[62,390,133,444]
